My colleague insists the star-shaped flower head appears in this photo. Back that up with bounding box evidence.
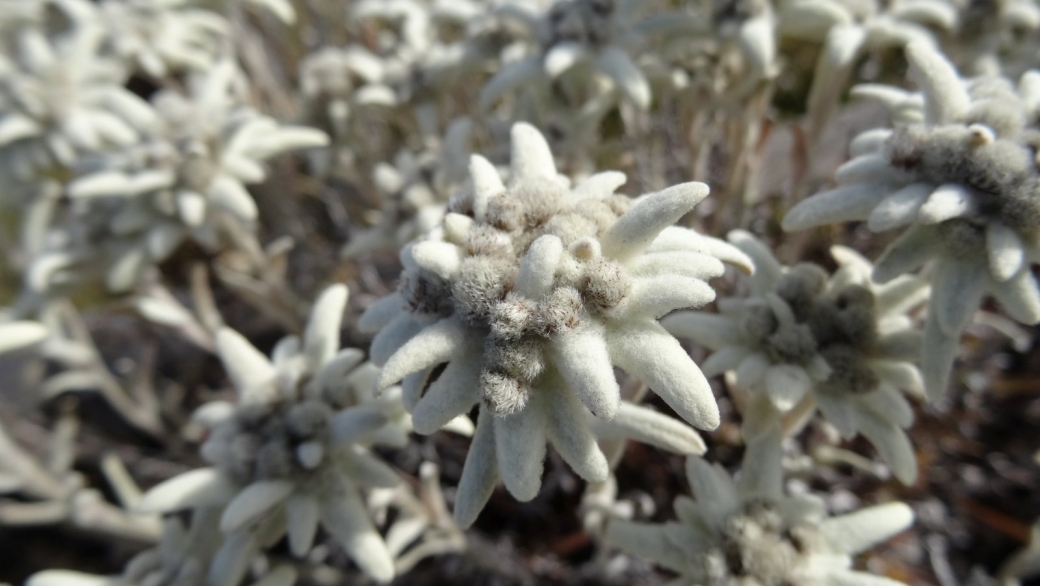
[363,121,754,527]
[27,508,297,586]
[479,0,655,112]
[138,285,399,583]
[97,0,229,79]
[0,24,149,178]
[41,60,327,294]
[607,427,915,586]
[783,41,1040,399]
[664,231,928,483]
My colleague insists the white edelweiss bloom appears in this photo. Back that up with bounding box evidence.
[97,0,229,79]
[0,319,49,354]
[137,285,398,583]
[343,117,473,258]
[607,427,915,586]
[784,42,1040,399]
[27,509,297,586]
[42,60,327,294]
[664,231,929,484]
[0,24,142,177]
[479,0,657,112]
[361,121,753,527]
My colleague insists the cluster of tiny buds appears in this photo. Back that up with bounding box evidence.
[202,397,337,484]
[739,264,880,394]
[699,501,810,586]
[547,0,616,48]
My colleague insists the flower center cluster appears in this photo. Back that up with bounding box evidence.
[547,0,615,48]
[399,178,635,414]
[737,264,880,394]
[696,502,806,586]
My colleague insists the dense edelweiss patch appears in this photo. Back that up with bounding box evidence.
[479,0,652,110]
[784,41,1040,398]
[362,121,754,526]
[0,26,145,178]
[38,60,327,293]
[27,509,296,586]
[299,45,398,143]
[665,230,928,483]
[607,429,915,585]
[138,286,398,583]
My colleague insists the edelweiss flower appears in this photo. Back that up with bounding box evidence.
[97,0,229,78]
[664,231,928,483]
[0,25,145,177]
[783,42,1040,398]
[137,285,399,583]
[479,0,655,111]
[299,45,398,144]
[27,508,296,586]
[362,121,753,526]
[606,427,915,586]
[41,60,327,293]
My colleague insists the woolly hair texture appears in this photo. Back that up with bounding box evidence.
[361,121,755,527]
[664,230,929,484]
[605,426,915,585]
[783,40,1040,400]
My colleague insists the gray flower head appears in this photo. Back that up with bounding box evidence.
[478,0,655,111]
[606,428,915,586]
[664,231,928,483]
[138,285,398,583]
[34,60,328,294]
[784,41,1040,398]
[0,24,144,178]
[362,121,754,527]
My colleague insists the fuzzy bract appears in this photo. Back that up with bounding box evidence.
[784,41,1040,398]
[362,121,754,527]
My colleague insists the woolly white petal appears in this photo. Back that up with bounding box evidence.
[918,183,977,224]
[819,570,911,585]
[517,235,563,299]
[872,226,935,283]
[849,128,893,157]
[596,45,651,110]
[765,364,812,411]
[685,458,740,528]
[660,312,741,351]
[320,494,395,582]
[544,41,588,77]
[0,114,42,145]
[209,175,257,220]
[68,172,133,198]
[358,294,403,334]
[220,480,294,532]
[215,328,276,400]
[605,521,688,572]
[370,314,425,365]
[495,404,547,501]
[728,230,783,291]
[855,407,918,483]
[932,258,987,335]
[303,284,347,370]
[138,468,238,513]
[410,354,482,434]
[253,566,297,586]
[0,321,48,354]
[906,41,969,124]
[872,360,925,399]
[469,154,503,221]
[572,171,626,199]
[867,183,932,232]
[986,223,1026,282]
[738,428,784,500]
[699,345,752,378]
[478,56,542,110]
[922,308,959,399]
[207,530,258,586]
[286,493,320,556]
[990,267,1040,325]
[329,406,388,445]
[739,16,777,73]
[25,571,114,586]
[608,321,720,430]
[510,122,556,183]
[834,155,913,185]
[816,392,858,438]
[735,352,771,390]
[551,324,619,419]
[591,402,706,454]
[818,502,914,554]
[454,411,498,528]
[544,378,608,482]
[783,184,887,231]
[601,182,709,260]
[861,384,915,429]
[628,251,726,281]
[379,317,464,388]
[411,241,463,280]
